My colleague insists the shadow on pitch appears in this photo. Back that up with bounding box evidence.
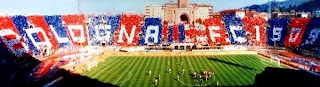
[207,58,261,72]
[0,52,118,87]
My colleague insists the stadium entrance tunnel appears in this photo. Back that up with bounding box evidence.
[180,14,189,24]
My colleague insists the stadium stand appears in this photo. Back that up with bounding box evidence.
[1,13,320,86]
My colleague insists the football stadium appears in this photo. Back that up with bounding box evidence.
[1,0,320,87]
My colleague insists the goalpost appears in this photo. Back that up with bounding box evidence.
[270,55,281,66]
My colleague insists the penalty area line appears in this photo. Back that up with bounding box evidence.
[93,66,110,78]
[114,66,131,84]
[186,57,195,72]
[117,72,132,84]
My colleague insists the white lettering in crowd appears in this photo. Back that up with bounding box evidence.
[67,25,86,43]
[271,27,282,42]
[0,29,29,57]
[145,25,160,43]
[230,26,246,43]
[196,36,208,42]
[117,25,137,44]
[49,25,70,43]
[254,26,260,41]
[94,24,112,42]
[209,26,221,42]
[304,28,320,45]
[24,27,52,50]
[288,28,302,43]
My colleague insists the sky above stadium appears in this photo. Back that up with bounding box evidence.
[0,0,286,15]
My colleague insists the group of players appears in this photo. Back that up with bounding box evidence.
[146,61,214,85]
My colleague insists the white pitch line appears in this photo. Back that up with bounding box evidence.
[93,66,109,78]
[186,57,195,72]
[114,67,131,84]
[90,58,119,77]
[117,72,132,84]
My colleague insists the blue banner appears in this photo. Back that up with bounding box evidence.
[168,24,174,43]
[267,18,290,46]
[11,15,39,54]
[223,15,247,44]
[300,17,320,49]
[44,15,72,47]
[140,18,162,45]
[178,24,185,43]
[87,15,120,45]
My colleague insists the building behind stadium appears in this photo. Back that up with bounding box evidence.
[145,0,214,24]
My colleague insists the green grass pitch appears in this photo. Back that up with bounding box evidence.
[81,54,288,87]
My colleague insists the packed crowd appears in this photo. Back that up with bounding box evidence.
[291,57,319,70]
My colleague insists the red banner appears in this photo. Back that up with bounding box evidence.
[0,17,29,56]
[114,14,143,46]
[62,14,88,46]
[243,16,267,46]
[205,17,230,45]
[284,18,310,47]
[27,15,60,49]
